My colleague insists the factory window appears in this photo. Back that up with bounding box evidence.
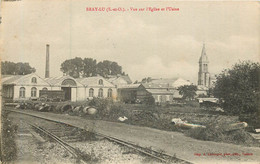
[31,77,37,83]
[89,88,94,97]
[42,87,48,91]
[19,87,25,98]
[107,88,112,98]
[31,87,37,97]
[98,88,103,97]
[98,79,103,85]
[166,95,170,101]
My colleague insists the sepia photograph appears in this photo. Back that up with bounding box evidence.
[0,0,259,163]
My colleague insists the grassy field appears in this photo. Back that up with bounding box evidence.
[10,99,259,147]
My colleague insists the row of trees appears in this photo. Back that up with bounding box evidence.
[60,57,125,78]
[1,61,36,75]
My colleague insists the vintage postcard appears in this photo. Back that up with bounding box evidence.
[0,0,259,163]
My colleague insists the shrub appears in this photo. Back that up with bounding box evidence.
[185,100,200,108]
[143,96,155,105]
[1,110,18,162]
[213,61,260,115]
[185,116,259,147]
[88,97,113,114]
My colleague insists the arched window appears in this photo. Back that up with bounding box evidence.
[98,79,103,85]
[42,87,48,91]
[19,87,25,98]
[31,87,37,97]
[89,88,94,97]
[31,77,37,83]
[107,88,112,98]
[98,88,103,97]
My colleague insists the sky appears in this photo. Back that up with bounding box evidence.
[0,0,259,84]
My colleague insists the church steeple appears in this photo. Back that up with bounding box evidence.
[198,43,210,87]
[199,43,209,64]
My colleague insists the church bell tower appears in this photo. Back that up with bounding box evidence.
[198,43,210,87]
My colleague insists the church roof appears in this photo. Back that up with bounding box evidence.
[199,43,209,63]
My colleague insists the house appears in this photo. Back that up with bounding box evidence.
[77,76,117,100]
[1,73,51,101]
[142,77,191,99]
[117,83,174,104]
[149,77,191,88]
[117,77,192,104]
[106,75,132,87]
[44,75,84,101]
[139,83,173,103]
[117,84,141,103]
[2,73,117,102]
[196,85,208,97]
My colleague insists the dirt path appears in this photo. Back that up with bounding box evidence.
[7,109,260,164]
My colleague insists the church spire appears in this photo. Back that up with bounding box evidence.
[199,43,209,63]
[198,43,210,87]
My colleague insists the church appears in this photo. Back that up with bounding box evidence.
[197,44,216,96]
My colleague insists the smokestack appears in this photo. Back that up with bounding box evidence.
[45,44,50,78]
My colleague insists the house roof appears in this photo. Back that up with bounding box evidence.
[197,85,208,90]
[77,76,115,87]
[142,83,171,89]
[143,77,191,88]
[2,73,50,86]
[107,75,132,85]
[146,89,173,95]
[118,84,141,89]
[2,75,24,85]
[150,78,178,85]
[45,75,83,87]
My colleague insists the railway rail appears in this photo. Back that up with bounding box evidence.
[25,121,87,163]
[7,109,192,164]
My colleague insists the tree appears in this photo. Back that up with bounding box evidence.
[83,58,97,77]
[60,57,126,78]
[178,85,197,101]
[141,77,152,83]
[1,61,36,75]
[213,61,260,115]
[96,60,123,77]
[60,57,84,78]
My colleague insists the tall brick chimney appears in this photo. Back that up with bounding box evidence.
[45,44,50,78]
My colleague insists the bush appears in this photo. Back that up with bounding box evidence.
[213,61,260,115]
[185,116,259,147]
[185,100,200,108]
[88,97,113,114]
[143,96,155,105]
[1,110,18,162]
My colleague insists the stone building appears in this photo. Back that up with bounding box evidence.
[2,73,51,101]
[198,43,210,87]
[2,73,117,102]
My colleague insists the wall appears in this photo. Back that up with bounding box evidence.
[76,87,117,101]
[11,85,117,102]
[13,85,51,100]
[153,95,173,103]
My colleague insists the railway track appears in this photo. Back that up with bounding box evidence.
[7,109,192,164]
[23,121,91,163]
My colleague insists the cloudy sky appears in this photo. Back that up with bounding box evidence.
[1,1,259,83]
